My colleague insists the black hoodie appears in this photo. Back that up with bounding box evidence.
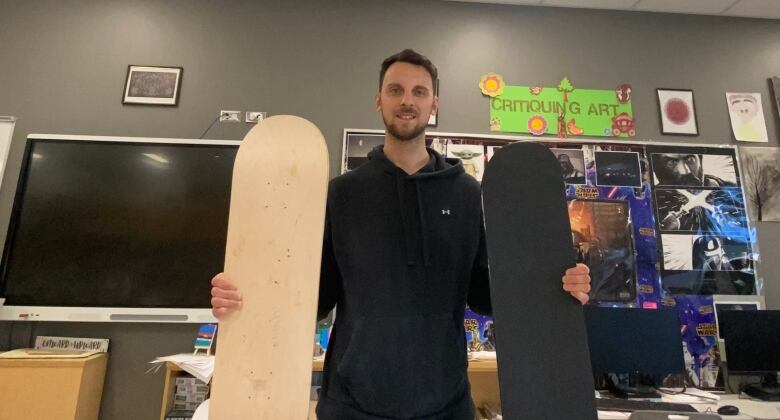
[316,145,491,419]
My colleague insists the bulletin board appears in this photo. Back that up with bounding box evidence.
[342,129,761,387]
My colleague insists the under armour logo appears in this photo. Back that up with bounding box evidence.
[441,209,451,215]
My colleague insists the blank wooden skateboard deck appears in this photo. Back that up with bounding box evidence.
[481,142,596,420]
[209,115,329,419]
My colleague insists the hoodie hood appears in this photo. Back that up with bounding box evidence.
[366,145,464,179]
[366,145,464,267]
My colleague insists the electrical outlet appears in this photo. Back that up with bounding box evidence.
[246,111,267,123]
[220,110,241,122]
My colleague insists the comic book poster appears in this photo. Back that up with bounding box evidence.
[646,145,755,296]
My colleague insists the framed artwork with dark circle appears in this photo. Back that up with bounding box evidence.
[123,65,183,106]
[657,88,698,136]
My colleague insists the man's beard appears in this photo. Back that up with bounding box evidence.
[673,173,703,186]
[383,110,427,141]
[560,162,574,175]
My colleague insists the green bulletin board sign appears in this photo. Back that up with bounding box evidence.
[486,77,635,138]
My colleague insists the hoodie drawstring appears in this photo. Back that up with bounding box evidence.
[396,174,432,267]
[396,174,417,265]
[415,181,431,267]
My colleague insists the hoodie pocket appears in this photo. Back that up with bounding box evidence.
[335,313,468,418]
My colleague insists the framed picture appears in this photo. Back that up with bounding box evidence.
[428,79,439,127]
[771,77,780,119]
[657,88,698,135]
[123,65,183,106]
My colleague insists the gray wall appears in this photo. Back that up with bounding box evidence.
[1,1,779,418]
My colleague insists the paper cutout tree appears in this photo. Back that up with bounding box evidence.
[557,78,575,138]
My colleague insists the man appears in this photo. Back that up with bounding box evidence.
[211,49,591,419]
[652,153,736,187]
[558,153,585,184]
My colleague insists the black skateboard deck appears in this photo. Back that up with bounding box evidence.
[481,142,596,420]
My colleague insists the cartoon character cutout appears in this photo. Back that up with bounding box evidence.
[728,94,763,141]
[616,84,632,103]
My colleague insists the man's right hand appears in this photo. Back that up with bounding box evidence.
[211,273,242,320]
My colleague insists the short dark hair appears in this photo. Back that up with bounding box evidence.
[379,49,438,95]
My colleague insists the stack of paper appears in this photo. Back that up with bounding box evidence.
[150,354,215,383]
[660,388,720,404]
[468,351,497,361]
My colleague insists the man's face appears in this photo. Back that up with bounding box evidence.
[729,97,758,122]
[376,62,438,141]
[656,154,703,185]
[558,154,573,172]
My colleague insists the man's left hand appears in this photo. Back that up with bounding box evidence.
[562,263,591,304]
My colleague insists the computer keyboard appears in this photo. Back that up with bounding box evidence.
[596,398,699,413]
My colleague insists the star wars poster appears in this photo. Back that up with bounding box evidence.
[594,151,643,188]
[551,148,586,184]
[672,295,720,388]
[464,308,495,352]
[568,199,636,302]
[655,188,747,233]
[573,143,660,308]
[446,143,486,181]
[342,132,385,172]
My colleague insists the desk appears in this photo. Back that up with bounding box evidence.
[0,353,108,420]
[596,394,780,420]
[691,394,780,420]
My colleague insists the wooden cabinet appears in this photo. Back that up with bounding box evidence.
[466,360,501,410]
[0,353,108,420]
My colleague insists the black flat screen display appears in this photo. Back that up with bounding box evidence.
[0,138,237,308]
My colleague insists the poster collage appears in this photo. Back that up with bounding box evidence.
[342,130,762,388]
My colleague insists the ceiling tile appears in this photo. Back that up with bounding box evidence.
[633,0,738,14]
[442,0,780,19]
[540,0,639,9]
[447,0,543,4]
[725,0,780,19]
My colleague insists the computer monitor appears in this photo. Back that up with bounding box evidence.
[719,310,780,401]
[584,306,685,397]
[712,295,764,339]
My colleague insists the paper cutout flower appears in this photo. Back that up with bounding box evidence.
[479,73,505,97]
[527,115,547,136]
[490,117,501,131]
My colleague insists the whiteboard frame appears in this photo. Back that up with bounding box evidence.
[0,133,239,323]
